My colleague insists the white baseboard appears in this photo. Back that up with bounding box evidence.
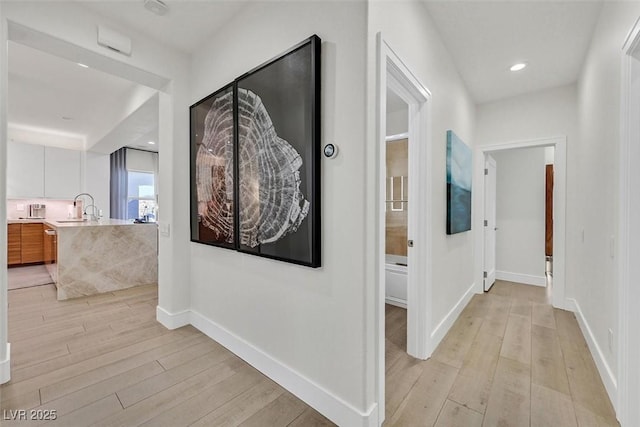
[0,343,11,384]
[166,309,377,427]
[430,282,476,351]
[385,296,407,309]
[156,306,190,330]
[496,271,546,287]
[566,298,617,405]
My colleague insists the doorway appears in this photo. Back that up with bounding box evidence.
[476,137,566,309]
[0,20,172,384]
[376,33,433,423]
[618,16,640,426]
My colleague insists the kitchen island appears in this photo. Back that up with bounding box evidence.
[45,219,157,300]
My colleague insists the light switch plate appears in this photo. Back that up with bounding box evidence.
[159,222,170,237]
[16,204,24,211]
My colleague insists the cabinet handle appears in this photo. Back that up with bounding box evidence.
[44,229,56,236]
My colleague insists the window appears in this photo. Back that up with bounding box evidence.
[127,171,157,221]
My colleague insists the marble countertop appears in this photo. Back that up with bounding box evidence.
[7,218,48,224]
[8,218,157,228]
[47,219,157,228]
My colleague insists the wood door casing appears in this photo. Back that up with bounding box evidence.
[546,164,554,257]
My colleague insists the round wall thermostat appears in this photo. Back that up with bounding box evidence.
[323,143,338,159]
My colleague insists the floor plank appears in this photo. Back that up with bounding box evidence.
[531,383,578,427]
[482,357,531,427]
[434,399,483,427]
[387,359,458,426]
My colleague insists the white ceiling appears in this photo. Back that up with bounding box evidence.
[424,0,603,104]
[7,1,605,153]
[77,0,248,54]
[8,40,141,149]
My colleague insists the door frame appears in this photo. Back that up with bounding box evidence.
[376,32,432,423]
[618,16,640,426]
[474,137,567,309]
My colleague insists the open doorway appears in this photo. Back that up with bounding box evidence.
[5,38,160,292]
[376,33,433,422]
[476,137,567,309]
[483,146,555,296]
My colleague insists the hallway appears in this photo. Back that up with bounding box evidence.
[385,281,618,426]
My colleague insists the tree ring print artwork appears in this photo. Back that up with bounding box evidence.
[237,88,310,247]
[191,84,235,249]
[189,35,321,267]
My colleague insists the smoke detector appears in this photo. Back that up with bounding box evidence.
[144,0,169,16]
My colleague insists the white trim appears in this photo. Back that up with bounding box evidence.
[618,16,640,426]
[430,283,476,346]
[495,271,546,287]
[377,32,433,425]
[156,306,190,330]
[188,310,378,427]
[386,132,409,142]
[474,136,568,310]
[385,297,407,309]
[567,298,618,403]
[0,344,10,384]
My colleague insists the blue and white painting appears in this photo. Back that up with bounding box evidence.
[446,130,472,234]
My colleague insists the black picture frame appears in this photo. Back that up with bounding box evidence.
[189,35,321,268]
[190,83,236,249]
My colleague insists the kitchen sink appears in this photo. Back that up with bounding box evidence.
[56,219,89,223]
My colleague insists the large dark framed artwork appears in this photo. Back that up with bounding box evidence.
[446,130,472,235]
[189,35,321,267]
[190,83,236,249]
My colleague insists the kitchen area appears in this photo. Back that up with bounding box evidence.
[8,200,158,300]
[6,39,161,301]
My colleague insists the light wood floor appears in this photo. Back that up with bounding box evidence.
[1,281,618,426]
[385,280,619,426]
[7,265,54,290]
[0,284,331,426]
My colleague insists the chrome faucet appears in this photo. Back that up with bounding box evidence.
[73,193,99,221]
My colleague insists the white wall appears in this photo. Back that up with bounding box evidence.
[189,1,371,422]
[369,0,476,337]
[0,2,10,381]
[492,147,546,284]
[386,107,408,136]
[0,0,190,382]
[575,1,640,407]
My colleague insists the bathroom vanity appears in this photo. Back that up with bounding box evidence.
[44,219,158,300]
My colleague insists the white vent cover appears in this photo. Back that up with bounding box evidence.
[97,25,132,56]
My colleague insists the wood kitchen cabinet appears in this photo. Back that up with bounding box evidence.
[21,223,44,264]
[7,223,46,266]
[8,223,22,266]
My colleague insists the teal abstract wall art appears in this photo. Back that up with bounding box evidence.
[446,130,472,234]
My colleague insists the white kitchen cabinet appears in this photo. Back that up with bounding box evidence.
[7,141,45,198]
[7,141,82,199]
[44,146,81,199]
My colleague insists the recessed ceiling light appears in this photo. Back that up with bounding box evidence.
[510,63,527,72]
[77,63,89,68]
[144,0,168,16]
[147,141,156,145]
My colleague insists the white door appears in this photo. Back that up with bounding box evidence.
[484,155,497,291]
